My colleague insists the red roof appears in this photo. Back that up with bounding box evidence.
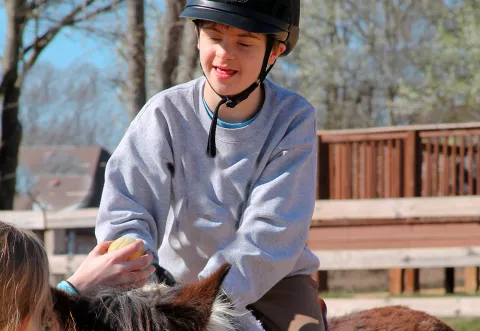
[14,146,111,211]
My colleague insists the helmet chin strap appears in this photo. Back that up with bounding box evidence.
[203,36,276,158]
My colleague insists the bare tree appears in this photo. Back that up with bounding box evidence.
[0,0,25,209]
[126,0,146,120]
[0,0,124,210]
[156,0,187,91]
[282,0,442,129]
[177,22,200,84]
[20,62,126,149]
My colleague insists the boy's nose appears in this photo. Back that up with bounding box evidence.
[215,42,235,60]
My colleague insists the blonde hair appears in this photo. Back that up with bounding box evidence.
[0,221,57,331]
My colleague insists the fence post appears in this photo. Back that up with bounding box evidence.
[389,269,404,295]
[314,134,330,292]
[445,268,455,293]
[403,130,422,294]
[465,267,479,294]
[44,229,67,285]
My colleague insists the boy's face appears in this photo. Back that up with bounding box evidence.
[197,22,286,96]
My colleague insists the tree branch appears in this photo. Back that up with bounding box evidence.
[19,0,124,84]
[71,1,123,23]
[23,0,123,55]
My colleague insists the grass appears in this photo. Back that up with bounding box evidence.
[441,317,480,331]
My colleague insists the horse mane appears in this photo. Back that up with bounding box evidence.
[52,263,241,331]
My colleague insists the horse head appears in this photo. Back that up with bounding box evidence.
[52,263,240,331]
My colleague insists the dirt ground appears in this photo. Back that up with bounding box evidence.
[325,267,469,294]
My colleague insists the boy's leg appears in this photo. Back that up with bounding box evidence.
[248,274,326,331]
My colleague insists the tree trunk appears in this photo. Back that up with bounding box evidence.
[325,84,338,129]
[156,0,187,91]
[387,85,398,125]
[0,0,26,210]
[177,23,199,84]
[126,0,146,120]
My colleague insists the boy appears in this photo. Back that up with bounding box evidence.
[95,1,325,330]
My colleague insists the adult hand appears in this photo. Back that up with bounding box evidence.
[67,240,155,293]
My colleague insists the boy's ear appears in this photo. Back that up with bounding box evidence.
[268,43,287,65]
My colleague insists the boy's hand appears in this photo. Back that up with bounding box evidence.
[67,240,155,293]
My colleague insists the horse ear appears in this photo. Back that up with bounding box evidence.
[157,263,231,330]
[174,263,231,308]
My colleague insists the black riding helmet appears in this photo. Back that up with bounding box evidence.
[180,0,301,157]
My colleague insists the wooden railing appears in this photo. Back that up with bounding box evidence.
[316,122,480,295]
[0,209,97,284]
[2,195,480,295]
[309,196,480,294]
[317,122,480,200]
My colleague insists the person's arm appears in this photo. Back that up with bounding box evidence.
[95,99,174,262]
[198,106,318,308]
[59,240,155,294]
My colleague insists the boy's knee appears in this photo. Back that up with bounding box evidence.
[289,314,325,331]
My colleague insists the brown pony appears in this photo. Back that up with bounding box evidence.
[318,298,454,331]
[51,262,453,331]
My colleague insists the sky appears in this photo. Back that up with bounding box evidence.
[0,7,116,69]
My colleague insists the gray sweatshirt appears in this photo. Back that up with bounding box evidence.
[95,77,320,309]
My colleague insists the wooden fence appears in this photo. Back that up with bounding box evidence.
[2,196,480,295]
[309,196,480,295]
[316,122,480,294]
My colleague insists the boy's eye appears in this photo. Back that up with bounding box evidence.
[238,43,251,47]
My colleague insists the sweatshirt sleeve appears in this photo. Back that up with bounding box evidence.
[95,101,174,260]
[198,105,318,308]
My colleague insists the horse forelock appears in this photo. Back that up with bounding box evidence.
[138,263,263,331]
[139,284,238,331]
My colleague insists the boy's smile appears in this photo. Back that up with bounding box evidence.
[213,65,238,80]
